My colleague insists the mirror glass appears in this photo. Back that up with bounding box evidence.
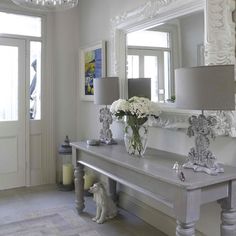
[127,11,204,103]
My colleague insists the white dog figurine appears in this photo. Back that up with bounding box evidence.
[89,182,117,224]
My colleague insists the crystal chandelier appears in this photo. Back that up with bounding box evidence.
[11,0,78,11]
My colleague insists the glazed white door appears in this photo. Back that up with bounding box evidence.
[0,38,26,189]
[128,48,167,102]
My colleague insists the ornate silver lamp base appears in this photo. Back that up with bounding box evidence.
[99,106,116,145]
[184,113,224,175]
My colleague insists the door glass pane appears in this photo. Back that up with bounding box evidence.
[0,46,18,121]
[30,42,41,120]
[127,55,139,78]
[144,56,158,102]
[127,31,169,48]
[0,12,41,37]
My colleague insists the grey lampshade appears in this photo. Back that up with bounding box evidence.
[94,77,119,105]
[175,65,235,110]
[128,78,151,99]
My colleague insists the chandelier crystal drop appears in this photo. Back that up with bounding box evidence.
[11,0,78,11]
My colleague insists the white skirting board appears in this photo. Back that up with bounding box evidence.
[118,191,205,236]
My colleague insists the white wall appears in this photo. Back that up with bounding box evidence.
[75,1,236,236]
[52,7,79,148]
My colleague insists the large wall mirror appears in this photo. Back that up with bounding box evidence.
[111,0,236,135]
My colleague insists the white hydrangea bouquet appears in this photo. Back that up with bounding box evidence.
[110,96,161,156]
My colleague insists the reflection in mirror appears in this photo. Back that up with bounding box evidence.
[112,0,235,135]
[128,78,151,99]
[127,11,204,103]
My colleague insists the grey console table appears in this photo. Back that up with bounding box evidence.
[71,141,236,236]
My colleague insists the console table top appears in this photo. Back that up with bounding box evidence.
[71,141,236,190]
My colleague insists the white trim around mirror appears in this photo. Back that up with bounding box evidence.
[111,0,236,136]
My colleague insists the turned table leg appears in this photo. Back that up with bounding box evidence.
[176,221,196,236]
[220,208,236,236]
[108,178,117,202]
[174,189,201,236]
[219,180,236,236]
[74,163,85,214]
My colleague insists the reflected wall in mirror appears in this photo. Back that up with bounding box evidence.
[127,11,204,103]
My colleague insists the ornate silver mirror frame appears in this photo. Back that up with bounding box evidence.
[111,0,236,136]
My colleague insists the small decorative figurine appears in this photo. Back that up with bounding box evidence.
[172,162,186,182]
[89,182,117,224]
[172,162,179,171]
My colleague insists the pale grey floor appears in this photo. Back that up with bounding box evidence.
[0,185,167,236]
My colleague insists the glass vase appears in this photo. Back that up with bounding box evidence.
[124,115,149,157]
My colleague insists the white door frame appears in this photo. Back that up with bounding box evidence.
[0,8,55,187]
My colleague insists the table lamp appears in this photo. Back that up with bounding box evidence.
[128,78,151,99]
[175,65,235,175]
[94,77,119,144]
